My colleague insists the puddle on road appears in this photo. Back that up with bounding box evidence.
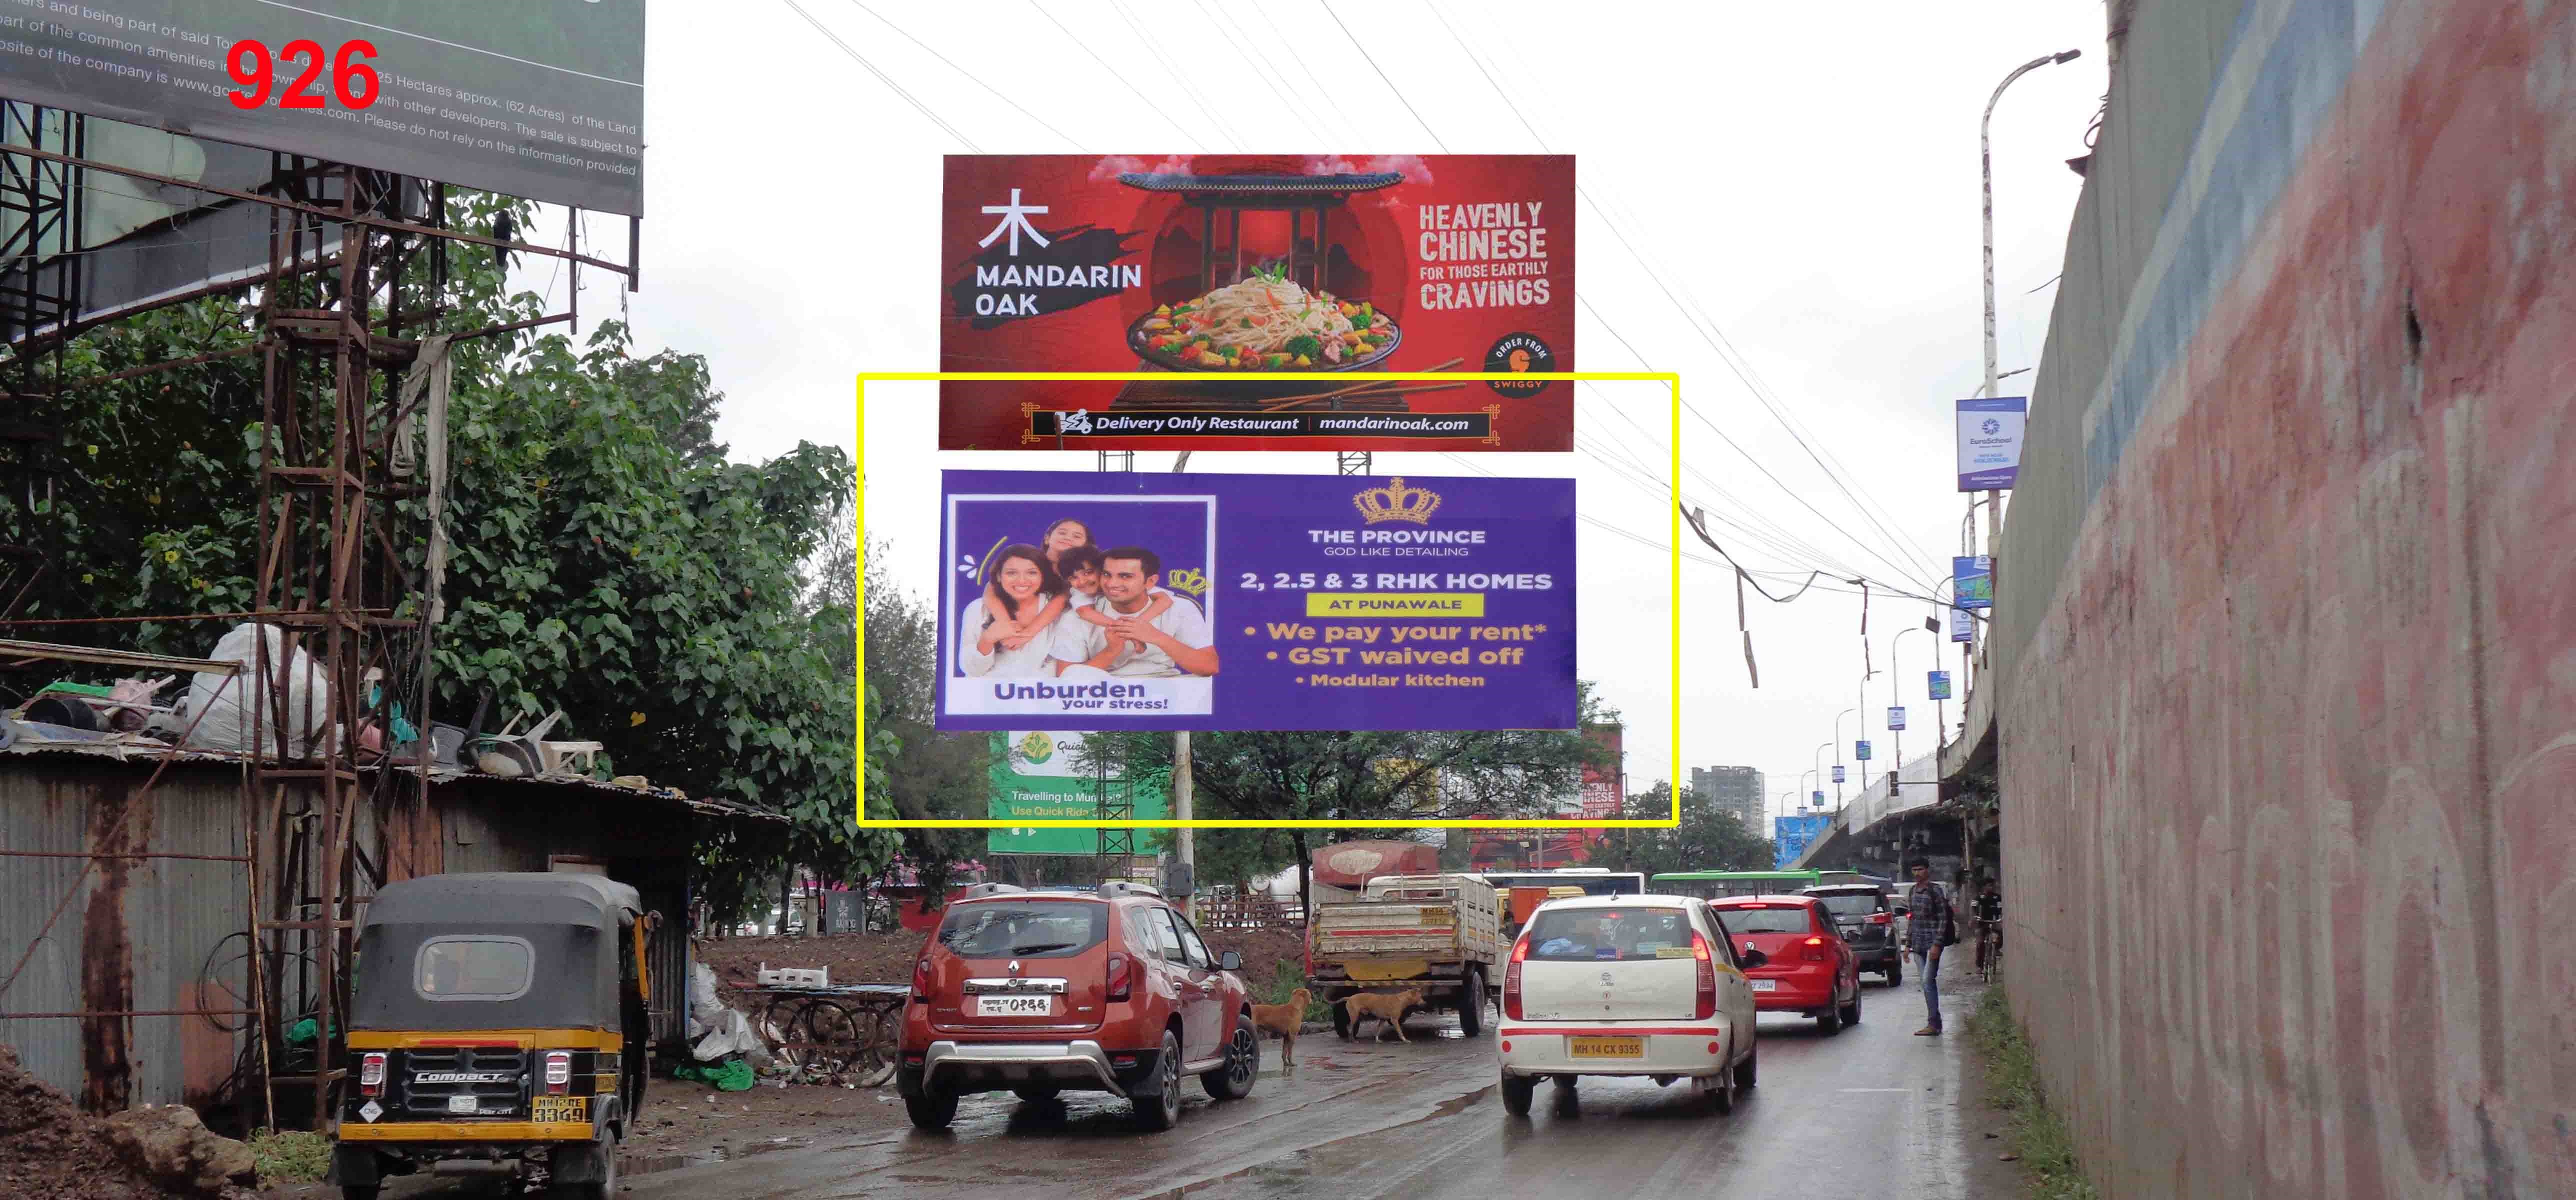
[624,1134,810,1176]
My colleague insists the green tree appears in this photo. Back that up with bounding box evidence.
[1594,783,1777,877]
[860,534,986,914]
[1075,685,1616,918]
[0,191,892,928]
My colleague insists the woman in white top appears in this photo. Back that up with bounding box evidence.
[957,544,1064,678]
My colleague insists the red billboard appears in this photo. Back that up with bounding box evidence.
[938,154,1576,452]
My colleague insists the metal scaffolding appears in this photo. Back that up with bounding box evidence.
[0,126,636,1127]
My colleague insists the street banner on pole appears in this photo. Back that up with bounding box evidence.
[1832,764,1846,784]
[1928,670,1952,700]
[1956,396,2028,490]
[1953,556,1994,610]
[938,154,1576,451]
[938,470,1578,731]
[1887,706,1906,731]
[1855,740,1872,761]
[1949,604,1975,642]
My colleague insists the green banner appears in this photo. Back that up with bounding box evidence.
[986,732,1168,855]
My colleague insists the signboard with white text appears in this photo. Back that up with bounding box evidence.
[1956,396,2027,490]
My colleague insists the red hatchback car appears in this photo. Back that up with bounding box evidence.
[897,882,1260,1132]
[1708,895,1862,1033]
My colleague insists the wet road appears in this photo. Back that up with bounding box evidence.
[606,967,2014,1200]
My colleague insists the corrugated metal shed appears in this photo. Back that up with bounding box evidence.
[0,740,774,1113]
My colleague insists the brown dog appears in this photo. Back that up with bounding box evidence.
[1250,988,1310,1065]
[1344,988,1424,1043]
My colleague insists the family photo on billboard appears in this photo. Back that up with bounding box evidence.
[943,494,1220,721]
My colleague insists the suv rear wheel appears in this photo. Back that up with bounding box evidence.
[1131,1030,1184,1132]
[906,1090,960,1130]
[1204,1016,1258,1100]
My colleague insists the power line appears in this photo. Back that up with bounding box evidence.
[845,0,1079,147]
[781,0,982,151]
[1104,0,1242,148]
[1322,0,1448,152]
[1028,0,1199,144]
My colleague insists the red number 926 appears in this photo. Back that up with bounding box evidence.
[227,39,379,110]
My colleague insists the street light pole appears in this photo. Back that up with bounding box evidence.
[1894,625,1930,784]
[1832,708,1856,807]
[1978,46,2080,666]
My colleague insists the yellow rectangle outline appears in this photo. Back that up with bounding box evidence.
[1302,592,1485,618]
[855,371,1680,830]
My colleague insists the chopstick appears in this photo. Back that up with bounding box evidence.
[1258,358,1466,412]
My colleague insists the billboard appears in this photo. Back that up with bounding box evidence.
[938,154,1576,451]
[1773,813,1832,869]
[1956,396,2028,490]
[986,730,1168,856]
[0,1,644,214]
[1953,555,1993,610]
[1578,722,1623,818]
[936,470,1578,731]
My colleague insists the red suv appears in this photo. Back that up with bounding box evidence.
[896,882,1259,1132]
[1708,895,1862,1033]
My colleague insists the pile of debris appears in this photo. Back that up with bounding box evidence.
[0,1044,259,1200]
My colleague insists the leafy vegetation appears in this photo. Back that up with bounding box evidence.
[1588,782,1778,876]
[1071,690,1616,910]
[246,1129,330,1184]
[1970,984,2100,1200]
[0,190,892,924]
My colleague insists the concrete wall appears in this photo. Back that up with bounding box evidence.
[1995,0,2576,1196]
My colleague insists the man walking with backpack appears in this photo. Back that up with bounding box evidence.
[1906,858,1957,1036]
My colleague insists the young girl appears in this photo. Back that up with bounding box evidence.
[1052,545,1171,643]
[980,520,1170,644]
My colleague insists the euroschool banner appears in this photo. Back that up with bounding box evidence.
[1956,396,2028,490]
[936,470,1577,732]
[1954,555,1994,610]
[938,154,1576,452]
[1774,814,1832,869]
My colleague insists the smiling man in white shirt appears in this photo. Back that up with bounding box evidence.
[1050,546,1219,678]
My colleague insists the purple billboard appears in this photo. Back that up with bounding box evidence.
[937,470,1578,731]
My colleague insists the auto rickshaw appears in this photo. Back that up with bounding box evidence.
[330,872,656,1200]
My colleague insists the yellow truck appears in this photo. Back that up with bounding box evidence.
[1308,873,1500,1038]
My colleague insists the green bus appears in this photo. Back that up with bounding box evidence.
[1649,870,1823,900]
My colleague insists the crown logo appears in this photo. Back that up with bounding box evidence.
[1354,477,1441,526]
[1163,567,1210,598]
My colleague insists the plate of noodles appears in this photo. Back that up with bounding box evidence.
[1127,264,1402,372]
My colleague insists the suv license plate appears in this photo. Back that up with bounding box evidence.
[1750,980,1779,992]
[1567,1036,1642,1059]
[446,1095,480,1114]
[975,994,1052,1018]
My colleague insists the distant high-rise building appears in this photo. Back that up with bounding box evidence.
[1691,765,1764,826]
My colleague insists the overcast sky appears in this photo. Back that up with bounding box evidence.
[516,0,2109,828]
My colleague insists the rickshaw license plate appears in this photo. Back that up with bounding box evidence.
[531,1095,588,1123]
[975,995,1052,1018]
[1568,1036,1642,1058]
[446,1096,480,1114]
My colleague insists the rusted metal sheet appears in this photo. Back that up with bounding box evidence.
[0,758,247,1110]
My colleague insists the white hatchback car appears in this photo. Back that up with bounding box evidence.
[1495,894,1762,1116]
